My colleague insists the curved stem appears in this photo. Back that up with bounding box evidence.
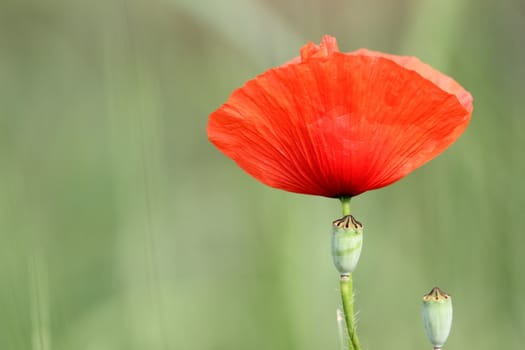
[338,196,361,350]
[340,274,361,350]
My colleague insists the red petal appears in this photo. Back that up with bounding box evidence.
[351,49,473,113]
[208,39,472,198]
[300,35,340,62]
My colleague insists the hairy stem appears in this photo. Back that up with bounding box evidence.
[340,274,361,350]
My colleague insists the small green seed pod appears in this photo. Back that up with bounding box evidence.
[422,287,453,349]
[331,215,363,275]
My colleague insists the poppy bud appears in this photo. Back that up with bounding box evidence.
[422,287,453,349]
[331,215,363,275]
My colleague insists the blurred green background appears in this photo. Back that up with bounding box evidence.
[1,0,524,349]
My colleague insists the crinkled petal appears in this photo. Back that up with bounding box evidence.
[351,48,473,113]
[208,50,471,197]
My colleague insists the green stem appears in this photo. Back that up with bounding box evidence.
[340,274,361,350]
[340,197,351,216]
[338,196,361,350]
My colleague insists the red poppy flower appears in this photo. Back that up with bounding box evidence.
[207,35,473,198]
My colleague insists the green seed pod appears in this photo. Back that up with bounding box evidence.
[422,287,453,349]
[331,215,363,275]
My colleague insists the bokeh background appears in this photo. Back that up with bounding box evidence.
[1,0,524,349]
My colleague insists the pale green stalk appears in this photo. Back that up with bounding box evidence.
[336,309,347,350]
[339,197,361,350]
